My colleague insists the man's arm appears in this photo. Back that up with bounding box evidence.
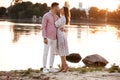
[42,14,48,39]
[42,14,48,44]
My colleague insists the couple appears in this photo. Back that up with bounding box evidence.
[42,2,70,74]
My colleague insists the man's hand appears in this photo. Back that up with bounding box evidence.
[44,38,48,44]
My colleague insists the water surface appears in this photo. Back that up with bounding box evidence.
[0,21,120,71]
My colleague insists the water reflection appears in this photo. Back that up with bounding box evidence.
[0,21,120,71]
[77,26,81,38]
[12,25,40,43]
[117,32,120,40]
[116,26,120,40]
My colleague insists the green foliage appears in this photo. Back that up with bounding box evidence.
[3,1,120,23]
[89,7,99,19]
[98,9,106,19]
[21,68,41,76]
[8,2,50,19]
[69,65,120,74]
[107,64,120,73]
[8,2,32,19]
[69,67,103,74]
[70,8,86,20]
[57,64,61,68]
[0,7,6,17]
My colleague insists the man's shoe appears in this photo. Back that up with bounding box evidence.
[43,68,49,74]
[49,68,58,73]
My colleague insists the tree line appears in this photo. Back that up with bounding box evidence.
[0,1,50,19]
[0,1,120,23]
[71,7,120,24]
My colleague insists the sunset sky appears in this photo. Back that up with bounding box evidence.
[0,0,120,11]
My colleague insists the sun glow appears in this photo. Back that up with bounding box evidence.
[81,0,120,11]
[94,0,119,11]
[1,0,120,11]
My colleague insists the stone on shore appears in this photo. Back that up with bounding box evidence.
[82,54,108,67]
[66,53,81,63]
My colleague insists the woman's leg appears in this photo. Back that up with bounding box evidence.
[60,56,68,72]
[61,56,66,66]
[58,56,64,72]
[63,56,69,72]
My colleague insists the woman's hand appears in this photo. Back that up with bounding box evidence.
[64,29,68,32]
[60,28,68,32]
[60,28,64,32]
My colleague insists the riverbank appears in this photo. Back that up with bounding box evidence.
[1,18,120,26]
[0,67,120,80]
[0,71,120,80]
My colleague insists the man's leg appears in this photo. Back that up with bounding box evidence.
[49,39,56,67]
[49,39,57,72]
[42,39,50,74]
[49,52,55,68]
[43,43,49,68]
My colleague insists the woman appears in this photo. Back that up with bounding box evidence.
[55,7,70,72]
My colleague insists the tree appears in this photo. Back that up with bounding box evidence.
[108,11,120,22]
[79,10,87,19]
[98,9,106,19]
[0,7,6,17]
[36,3,50,16]
[19,3,50,19]
[8,2,33,18]
[71,8,80,20]
[8,1,50,19]
[89,7,99,19]
[70,8,86,20]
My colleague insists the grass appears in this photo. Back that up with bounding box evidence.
[58,63,120,74]
[69,65,120,74]
[11,68,42,77]
[10,64,120,76]
[68,66,104,74]
[107,64,120,73]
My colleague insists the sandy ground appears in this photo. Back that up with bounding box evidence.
[0,71,120,80]
[47,71,120,80]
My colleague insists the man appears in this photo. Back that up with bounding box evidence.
[42,2,59,74]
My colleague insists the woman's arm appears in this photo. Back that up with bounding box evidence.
[55,16,66,28]
[60,28,68,32]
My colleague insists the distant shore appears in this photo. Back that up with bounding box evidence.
[1,18,120,26]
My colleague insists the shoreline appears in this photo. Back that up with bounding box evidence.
[0,70,120,80]
[1,19,120,26]
[0,67,120,80]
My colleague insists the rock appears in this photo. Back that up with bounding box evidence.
[82,54,108,67]
[32,73,41,79]
[0,71,7,76]
[66,53,81,63]
[0,76,7,80]
[43,77,50,80]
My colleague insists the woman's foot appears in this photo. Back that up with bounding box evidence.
[58,68,64,72]
[62,65,69,72]
[58,65,64,72]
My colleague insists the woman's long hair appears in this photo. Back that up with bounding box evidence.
[63,7,70,25]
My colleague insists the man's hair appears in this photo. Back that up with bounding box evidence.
[51,2,59,8]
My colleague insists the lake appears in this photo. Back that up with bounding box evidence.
[0,21,120,71]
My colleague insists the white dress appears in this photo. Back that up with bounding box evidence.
[55,16,69,56]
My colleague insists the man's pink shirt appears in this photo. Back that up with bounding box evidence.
[42,11,58,40]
